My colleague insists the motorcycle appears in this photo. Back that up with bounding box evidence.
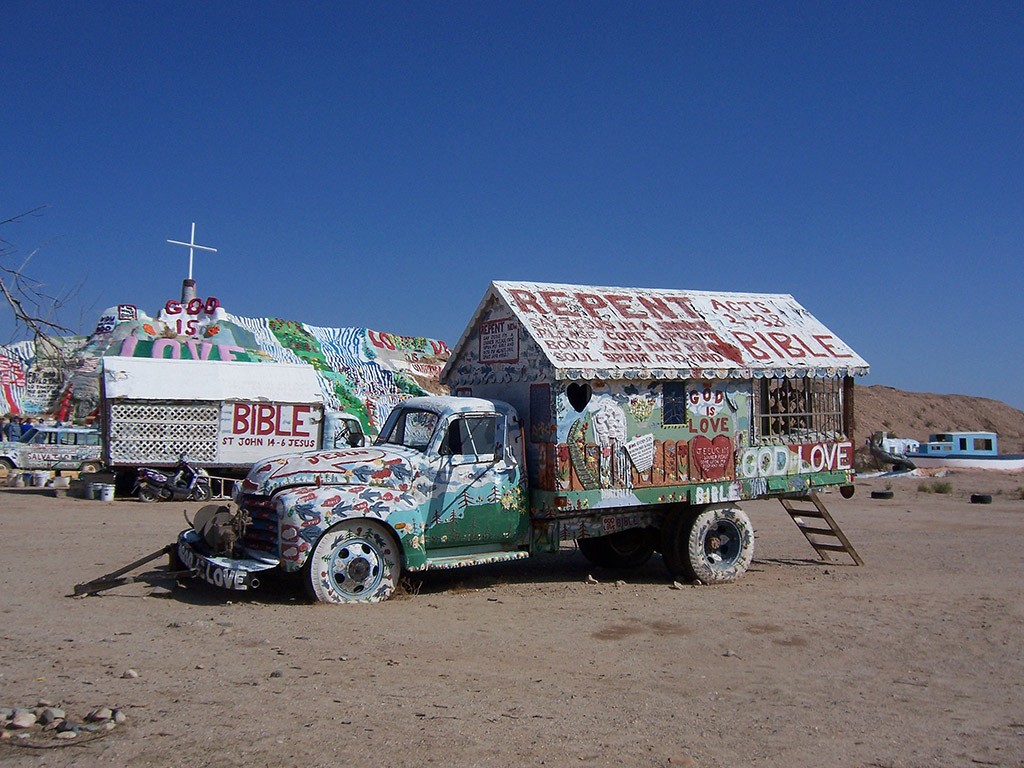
[135,454,212,502]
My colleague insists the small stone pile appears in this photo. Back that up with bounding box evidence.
[1,700,127,745]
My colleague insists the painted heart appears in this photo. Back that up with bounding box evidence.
[690,435,734,481]
[566,382,592,412]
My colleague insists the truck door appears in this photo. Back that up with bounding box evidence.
[424,413,526,549]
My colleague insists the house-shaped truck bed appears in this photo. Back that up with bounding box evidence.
[441,281,869,562]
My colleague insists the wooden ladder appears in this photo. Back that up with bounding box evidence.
[779,491,864,566]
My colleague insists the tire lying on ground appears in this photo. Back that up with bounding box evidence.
[870,490,895,500]
[970,493,992,505]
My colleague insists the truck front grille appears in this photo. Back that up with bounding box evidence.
[241,495,278,553]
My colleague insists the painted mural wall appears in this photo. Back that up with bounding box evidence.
[0,297,449,434]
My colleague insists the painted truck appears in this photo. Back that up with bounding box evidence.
[101,357,364,476]
[176,281,869,603]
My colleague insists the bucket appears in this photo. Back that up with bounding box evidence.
[86,482,97,499]
[98,484,115,502]
[32,471,50,487]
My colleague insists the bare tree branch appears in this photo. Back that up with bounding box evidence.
[1,206,76,344]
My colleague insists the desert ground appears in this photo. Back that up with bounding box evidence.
[1,470,1023,768]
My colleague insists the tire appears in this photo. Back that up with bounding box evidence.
[577,528,655,569]
[662,504,754,584]
[970,493,992,505]
[870,490,894,500]
[137,484,161,502]
[80,462,100,475]
[306,519,400,604]
[191,482,212,502]
[0,458,13,480]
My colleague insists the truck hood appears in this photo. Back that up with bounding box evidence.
[241,445,430,497]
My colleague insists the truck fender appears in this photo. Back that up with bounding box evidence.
[273,485,424,573]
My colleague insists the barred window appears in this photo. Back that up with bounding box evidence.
[755,377,844,444]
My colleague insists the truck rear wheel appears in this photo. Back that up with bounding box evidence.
[0,458,13,480]
[577,529,655,568]
[662,504,754,584]
[307,520,400,604]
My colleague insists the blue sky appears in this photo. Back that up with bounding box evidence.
[3,2,1022,408]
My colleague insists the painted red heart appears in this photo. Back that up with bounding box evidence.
[690,435,734,481]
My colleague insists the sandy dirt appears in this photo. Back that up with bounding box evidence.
[1,470,1023,768]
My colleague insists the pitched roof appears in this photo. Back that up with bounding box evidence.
[442,281,869,381]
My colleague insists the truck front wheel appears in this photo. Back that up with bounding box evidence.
[662,504,754,584]
[577,529,655,568]
[307,520,401,604]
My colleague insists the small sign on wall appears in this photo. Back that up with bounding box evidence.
[625,434,655,473]
[479,318,519,364]
[217,401,323,463]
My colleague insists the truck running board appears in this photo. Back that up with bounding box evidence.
[779,491,864,566]
[424,549,530,571]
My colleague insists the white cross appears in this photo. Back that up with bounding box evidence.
[167,222,218,281]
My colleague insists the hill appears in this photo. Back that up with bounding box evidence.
[0,300,450,433]
[855,384,1024,462]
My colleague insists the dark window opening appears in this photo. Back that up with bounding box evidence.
[662,381,688,427]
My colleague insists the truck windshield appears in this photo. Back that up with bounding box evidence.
[375,408,440,452]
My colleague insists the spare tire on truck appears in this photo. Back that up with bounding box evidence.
[661,504,755,584]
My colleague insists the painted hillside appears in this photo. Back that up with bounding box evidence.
[0,299,449,434]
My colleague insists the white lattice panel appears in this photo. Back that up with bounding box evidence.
[106,402,219,465]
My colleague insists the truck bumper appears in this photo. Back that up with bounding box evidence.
[176,529,280,591]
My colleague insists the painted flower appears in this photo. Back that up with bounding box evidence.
[205,325,221,337]
[500,486,525,510]
[629,396,655,422]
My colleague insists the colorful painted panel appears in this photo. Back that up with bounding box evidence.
[544,379,751,496]
[0,300,449,435]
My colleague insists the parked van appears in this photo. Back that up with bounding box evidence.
[0,425,103,477]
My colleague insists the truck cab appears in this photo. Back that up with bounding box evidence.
[178,397,531,603]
